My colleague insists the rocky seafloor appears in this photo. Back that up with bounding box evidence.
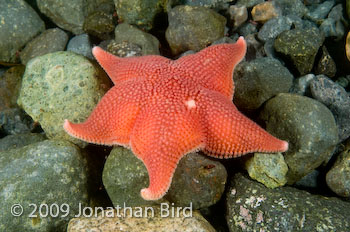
[1,0,350,231]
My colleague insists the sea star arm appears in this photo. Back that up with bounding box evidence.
[174,37,247,100]
[199,89,288,157]
[130,105,204,200]
[63,80,145,146]
[92,47,170,84]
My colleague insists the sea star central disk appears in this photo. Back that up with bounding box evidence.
[64,37,288,200]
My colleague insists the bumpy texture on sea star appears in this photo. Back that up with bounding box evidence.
[64,37,288,200]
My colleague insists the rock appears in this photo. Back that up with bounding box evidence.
[37,0,106,34]
[20,28,69,65]
[17,51,111,147]
[259,93,338,184]
[251,1,280,23]
[306,0,335,23]
[67,207,215,232]
[0,0,45,63]
[165,5,226,55]
[226,173,350,231]
[83,10,115,40]
[245,153,288,188]
[113,0,166,31]
[273,0,308,18]
[257,16,292,42]
[0,108,35,135]
[166,153,227,209]
[244,34,264,61]
[274,28,324,75]
[294,170,320,189]
[0,66,25,110]
[107,41,143,57]
[0,133,46,151]
[228,5,248,29]
[181,0,232,9]
[67,34,94,60]
[320,18,345,40]
[114,23,160,55]
[0,140,90,232]
[310,75,350,142]
[315,46,336,78]
[347,0,350,18]
[233,57,293,111]
[347,31,350,62]
[237,22,258,37]
[289,74,316,96]
[336,76,350,89]
[236,0,264,8]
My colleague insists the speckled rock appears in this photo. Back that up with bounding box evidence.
[315,46,336,78]
[273,0,308,18]
[310,75,350,142]
[0,133,46,151]
[67,207,215,232]
[17,51,110,147]
[306,0,335,23]
[0,108,35,135]
[319,4,345,40]
[245,153,288,188]
[326,149,350,197]
[0,0,45,63]
[166,5,226,55]
[0,140,90,232]
[228,5,248,29]
[233,57,293,111]
[274,28,324,75]
[107,41,143,57]
[113,0,166,30]
[226,173,350,232]
[181,0,232,9]
[114,23,160,55]
[257,16,292,42]
[244,34,264,61]
[20,28,69,65]
[83,10,115,40]
[67,34,94,60]
[166,153,227,209]
[0,66,25,110]
[289,74,316,96]
[236,0,263,8]
[251,1,280,23]
[238,22,258,37]
[259,93,338,184]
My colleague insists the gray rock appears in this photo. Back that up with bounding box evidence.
[274,28,324,75]
[294,169,320,189]
[0,0,45,63]
[236,0,264,8]
[114,23,160,55]
[67,34,94,60]
[306,0,335,23]
[226,173,350,231]
[165,5,226,55]
[113,0,165,30]
[244,34,264,61]
[17,51,111,147]
[228,5,248,29]
[273,0,308,18]
[0,140,90,232]
[83,10,115,40]
[258,16,292,42]
[310,75,350,142]
[326,148,350,197]
[259,93,338,184]
[233,57,293,111]
[0,66,25,110]
[106,41,143,57]
[328,3,344,21]
[289,73,316,96]
[181,0,232,9]
[315,46,336,78]
[0,108,35,135]
[336,76,350,89]
[20,28,69,65]
[320,17,345,40]
[237,22,258,37]
[0,133,46,151]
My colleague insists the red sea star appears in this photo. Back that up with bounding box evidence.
[64,37,288,200]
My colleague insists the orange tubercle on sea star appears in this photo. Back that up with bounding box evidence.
[64,37,288,200]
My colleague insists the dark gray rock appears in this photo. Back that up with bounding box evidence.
[181,0,232,9]
[336,76,350,89]
[0,0,45,63]
[106,41,143,57]
[259,93,338,184]
[310,75,350,142]
[0,66,25,110]
[315,46,336,78]
[258,16,292,42]
[20,28,69,65]
[274,28,324,75]
[289,74,316,96]
[0,133,46,151]
[306,0,335,23]
[228,5,248,29]
[165,5,226,55]
[244,34,264,61]
[0,140,90,232]
[233,57,293,111]
[319,4,345,40]
[67,34,94,60]
[294,169,320,189]
[0,108,35,135]
[236,0,264,8]
[226,173,350,231]
[273,0,308,18]
[83,10,115,40]
[237,22,258,37]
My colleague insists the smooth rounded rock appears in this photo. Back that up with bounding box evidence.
[0,133,46,152]
[67,34,94,60]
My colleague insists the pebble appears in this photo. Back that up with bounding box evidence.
[0,66,25,110]
[347,31,350,62]
[273,0,308,18]
[83,10,115,40]
[228,5,248,29]
[257,16,292,42]
[0,108,35,135]
[251,1,280,23]
[315,46,336,78]
[289,73,316,96]
[306,0,335,23]
[0,133,46,151]
[259,93,338,184]
[67,34,94,60]
[107,41,143,57]
[236,0,264,8]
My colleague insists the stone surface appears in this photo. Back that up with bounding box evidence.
[67,207,215,232]
[83,10,115,40]
[273,0,308,18]
[274,28,324,75]
[310,75,350,142]
[17,51,110,147]
[245,153,288,188]
[0,108,35,135]
[306,0,335,23]
[20,28,69,65]
[113,0,166,30]
[0,133,46,151]
[226,173,350,231]
[289,74,315,96]
[0,0,45,63]
[347,31,350,62]
[181,0,232,9]
[233,57,293,111]
[166,5,226,55]
[326,149,350,197]
[295,169,320,189]
[107,41,143,57]
[251,1,280,23]
[0,66,25,110]
[257,16,292,42]
[114,23,160,55]
[0,140,90,232]
[67,34,94,60]
[315,46,336,78]
[228,5,248,29]
[259,93,338,184]
[236,0,263,8]
[320,18,345,40]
